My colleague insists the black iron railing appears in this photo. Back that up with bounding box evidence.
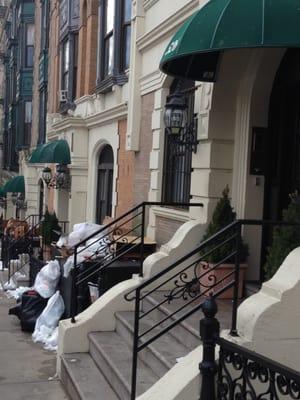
[125,219,300,400]
[199,296,300,400]
[3,216,69,281]
[2,214,40,273]
[70,202,203,322]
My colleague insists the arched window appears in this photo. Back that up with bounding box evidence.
[162,79,196,207]
[96,145,114,223]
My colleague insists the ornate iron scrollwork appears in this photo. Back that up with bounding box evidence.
[218,346,300,400]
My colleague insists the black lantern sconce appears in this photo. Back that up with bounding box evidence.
[11,192,18,206]
[15,193,27,210]
[42,164,71,191]
[164,91,199,153]
[42,167,52,186]
[11,193,27,210]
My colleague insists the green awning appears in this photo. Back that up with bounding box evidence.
[29,140,71,164]
[160,0,300,81]
[3,176,25,193]
[28,144,47,163]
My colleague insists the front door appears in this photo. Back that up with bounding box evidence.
[96,145,114,224]
[265,49,300,220]
[262,50,300,279]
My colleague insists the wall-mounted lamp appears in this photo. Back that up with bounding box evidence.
[164,91,199,153]
[42,164,71,191]
[11,193,18,205]
[15,193,27,210]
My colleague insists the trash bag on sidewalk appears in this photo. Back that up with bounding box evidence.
[14,290,48,332]
[32,291,65,349]
[34,260,61,298]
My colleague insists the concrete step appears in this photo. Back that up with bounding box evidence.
[116,310,191,378]
[142,293,200,350]
[61,353,118,400]
[89,331,159,400]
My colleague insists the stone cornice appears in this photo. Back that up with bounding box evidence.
[50,116,87,132]
[85,103,128,129]
[140,70,166,95]
[137,0,199,52]
[143,0,159,11]
[152,206,191,223]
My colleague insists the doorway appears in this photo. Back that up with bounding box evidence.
[261,49,300,279]
[96,145,114,224]
[265,49,300,220]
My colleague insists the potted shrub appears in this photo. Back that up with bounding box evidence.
[41,209,61,260]
[199,186,248,299]
[264,191,300,280]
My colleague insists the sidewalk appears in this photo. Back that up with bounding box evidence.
[0,278,69,399]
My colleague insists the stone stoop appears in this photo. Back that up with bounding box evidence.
[60,291,233,400]
[60,292,204,400]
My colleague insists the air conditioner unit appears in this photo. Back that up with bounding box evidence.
[58,89,68,103]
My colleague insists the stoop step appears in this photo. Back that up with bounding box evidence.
[61,292,234,400]
[115,310,191,378]
[89,331,159,400]
[61,352,118,400]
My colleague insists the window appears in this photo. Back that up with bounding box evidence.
[72,34,78,99]
[162,80,196,207]
[60,0,68,29]
[38,90,47,144]
[60,35,78,103]
[97,0,132,90]
[104,0,115,77]
[24,101,32,146]
[41,0,50,50]
[122,0,131,70]
[61,39,70,91]
[25,24,35,67]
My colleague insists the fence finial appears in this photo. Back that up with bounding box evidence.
[199,295,219,400]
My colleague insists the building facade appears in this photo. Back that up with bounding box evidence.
[1,0,298,283]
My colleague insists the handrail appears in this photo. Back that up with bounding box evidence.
[126,218,300,400]
[199,296,300,399]
[125,220,238,298]
[70,202,203,322]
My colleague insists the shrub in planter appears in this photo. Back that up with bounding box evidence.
[199,186,248,298]
[41,209,61,246]
[264,191,300,280]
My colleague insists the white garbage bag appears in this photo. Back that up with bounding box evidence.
[34,260,61,298]
[6,286,31,300]
[56,234,69,248]
[32,291,65,349]
[3,277,17,290]
[67,223,104,247]
[44,327,59,351]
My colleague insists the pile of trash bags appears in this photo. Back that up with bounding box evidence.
[9,259,65,351]
[7,222,111,351]
[56,222,110,278]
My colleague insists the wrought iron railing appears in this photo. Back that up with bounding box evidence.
[2,214,40,273]
[125,219,300,400]
[70,202,203,322]
[3,216,69,281]
[199,296,300,400]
